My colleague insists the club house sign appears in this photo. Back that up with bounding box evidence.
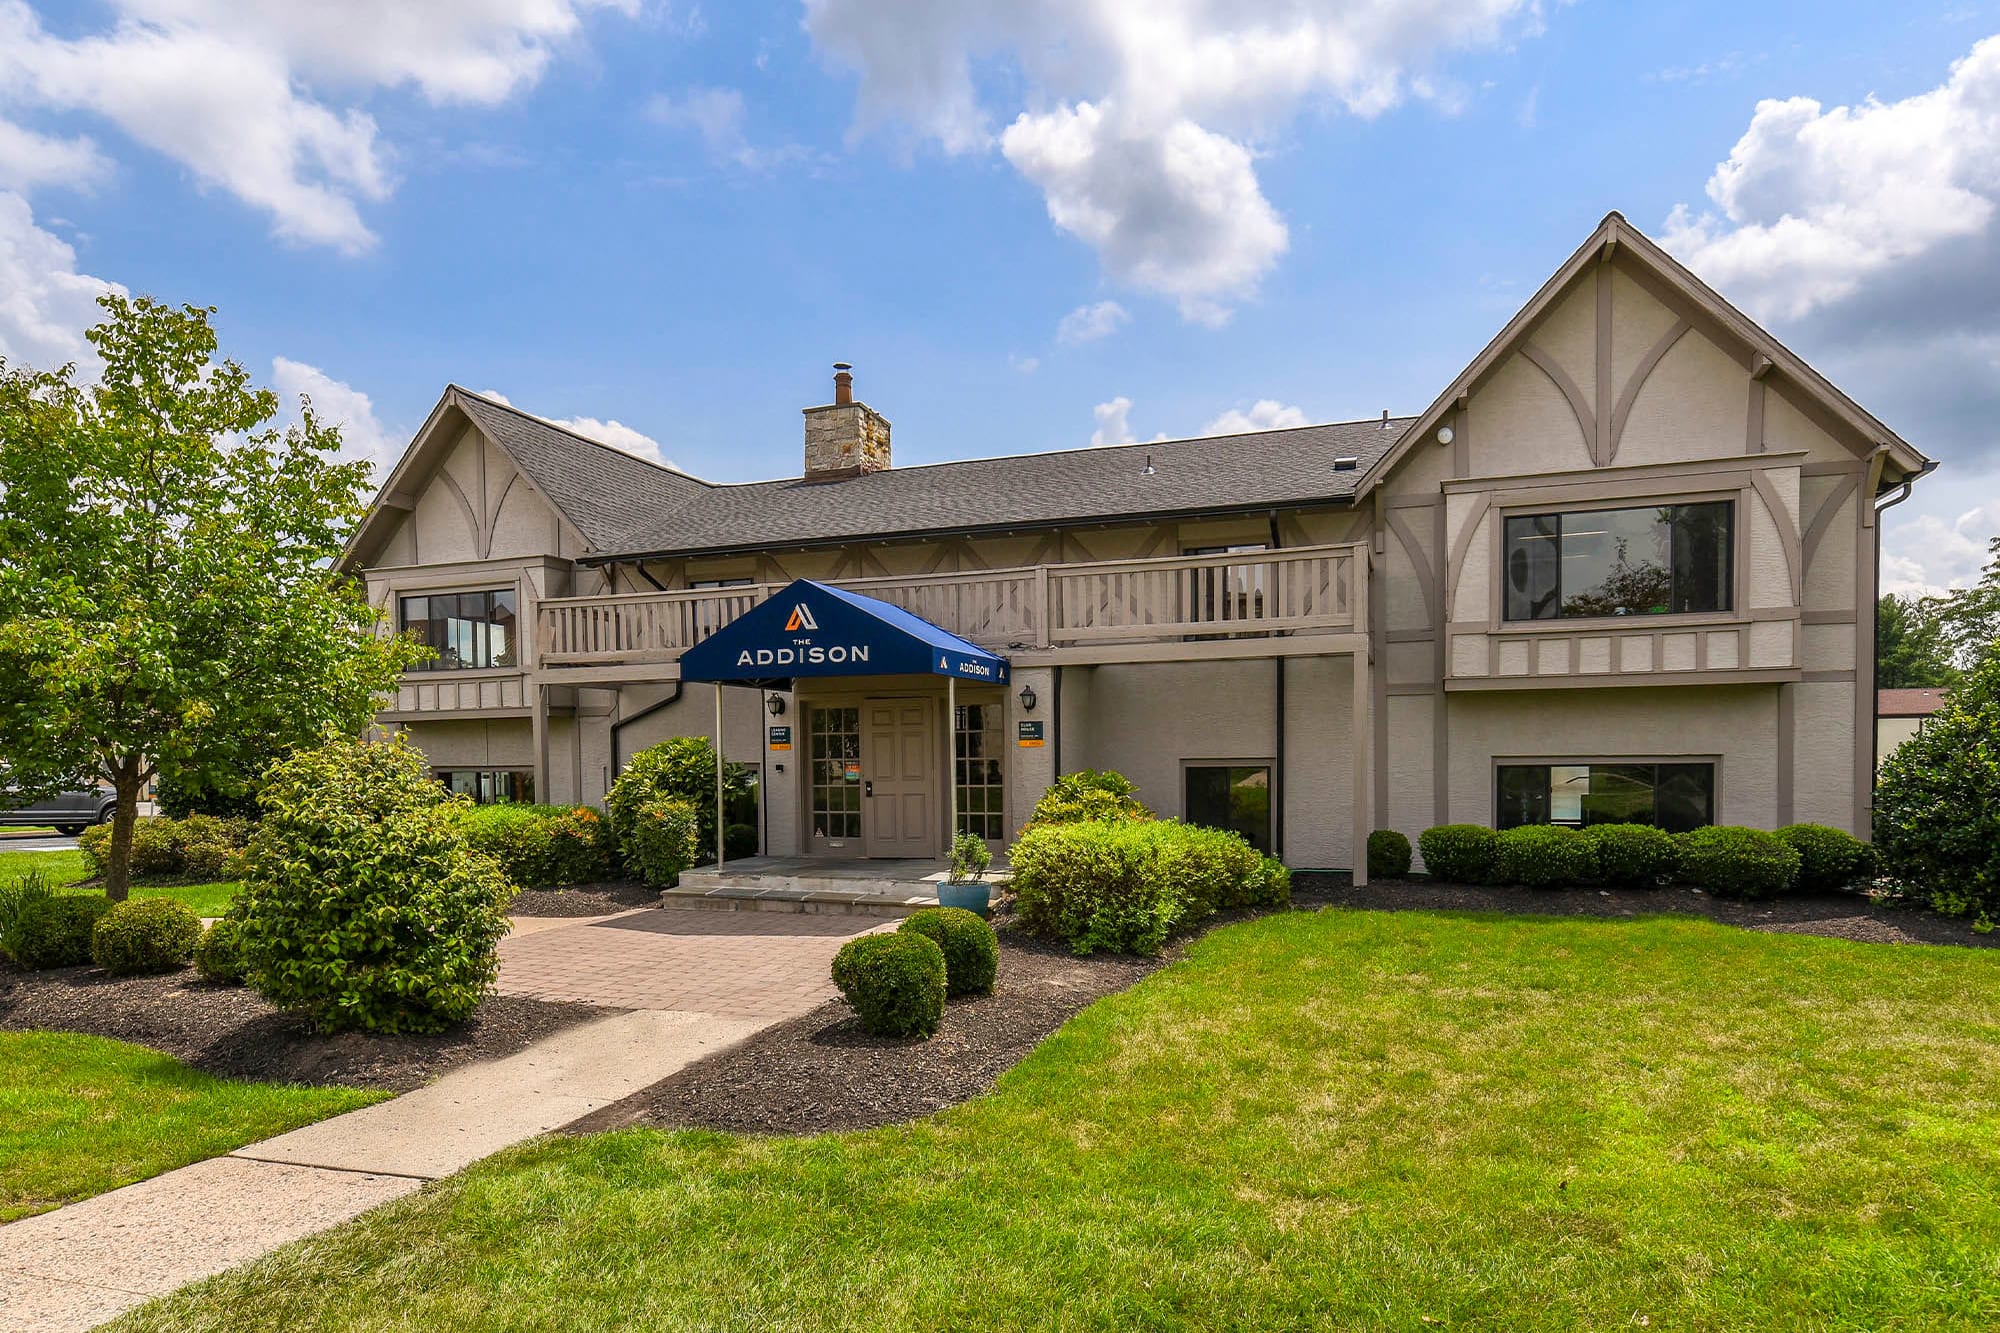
[677,578,1010,685]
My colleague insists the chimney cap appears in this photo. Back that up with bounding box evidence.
[833,362,852,372]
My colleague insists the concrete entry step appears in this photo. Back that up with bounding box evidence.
[667,855,1009,919]
[659,885,937,918]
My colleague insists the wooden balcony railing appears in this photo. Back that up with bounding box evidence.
[535,541,1365,667]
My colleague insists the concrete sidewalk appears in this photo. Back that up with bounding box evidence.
[0,908,876,1332]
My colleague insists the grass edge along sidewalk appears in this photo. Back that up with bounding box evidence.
[118,906,2000,1331]
[0,1031,383,1222]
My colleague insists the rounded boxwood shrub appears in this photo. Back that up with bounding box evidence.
[0,873,111,970]
[831,932,947,1037]
[626,797,702,887]
[1367,829,1413,880]
[1418,824,1499,884]
[1009,818,1275,954]
[1874,652,1999,923]
[1493,825,1596,888]
[195,917,248,984]
[1026,769,1153,826]
[1774,823,1873,893]
[92,897,202,975]
[898,906,998,997]
[1581,823,1679,889]
[128,818,185,877]
[607,737,751,872]
[1675,825,1800,900]
[77,822,114,877]
[234,734,516,1035]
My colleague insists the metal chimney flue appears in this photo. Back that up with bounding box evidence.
[833,362,854,406]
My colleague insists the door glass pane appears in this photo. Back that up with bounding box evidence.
[954,703,1005,841]
[809,706,861,842]
[1560,507,1672,617]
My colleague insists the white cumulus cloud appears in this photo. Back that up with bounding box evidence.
[0,191,123,371]
[804,0,1552,322]
[1090,395,1136,447]
[0,0,637,252]
[1056,299,1129,345]
[478,388,670,466]
[1204,399,1310,435]
[271,356,397,475]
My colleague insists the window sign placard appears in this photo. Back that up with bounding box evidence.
[767,725,791,751]
[843,760,862,783]
[1017,721,1045,748]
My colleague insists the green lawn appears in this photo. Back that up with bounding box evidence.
[121,909,2000,1331]
[0,1032,384,1222]
[1,848,240,917]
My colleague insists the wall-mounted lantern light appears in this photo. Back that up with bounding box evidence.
[1017,684,1038,713]
[766,693,786,717]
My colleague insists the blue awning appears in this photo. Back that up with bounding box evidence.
[677,579,1010,686]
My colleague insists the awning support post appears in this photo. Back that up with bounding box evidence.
[714,685,726,869]
[946,675,957,855]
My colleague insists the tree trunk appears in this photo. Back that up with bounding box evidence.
[105,765,143,903]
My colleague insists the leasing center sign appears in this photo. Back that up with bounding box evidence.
[676,578,1010,685]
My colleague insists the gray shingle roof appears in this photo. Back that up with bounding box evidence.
[451,385,1410,558]
[605,418,1410,558]
[450,388,712,550]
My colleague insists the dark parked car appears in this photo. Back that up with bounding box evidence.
[0,786,117,837]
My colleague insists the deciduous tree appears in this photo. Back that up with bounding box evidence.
[0,295,423,899]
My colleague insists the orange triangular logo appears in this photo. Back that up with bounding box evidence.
[785,604,818,632]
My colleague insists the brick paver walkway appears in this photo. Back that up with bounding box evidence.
[497,908,883,1021]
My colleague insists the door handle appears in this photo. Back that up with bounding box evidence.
[863,781,874,797]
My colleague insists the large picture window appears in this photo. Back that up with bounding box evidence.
[400,590,517,670]
[1503,501,1731,621]
[1495,762,1714,832]
[1185,764,1272,853]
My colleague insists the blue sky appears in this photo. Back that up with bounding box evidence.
[2,1,1997,592]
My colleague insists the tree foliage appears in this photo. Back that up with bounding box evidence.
[1875,643,2000,927]
[0,295,423,899]
[1877,593,1958,690]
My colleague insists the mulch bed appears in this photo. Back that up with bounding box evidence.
[0,963,617,1092]
[568,927,1166,1137]
[1292,873,2000,949]
[509,881,659,917]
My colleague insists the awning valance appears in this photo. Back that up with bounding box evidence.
[676,579,1010,686]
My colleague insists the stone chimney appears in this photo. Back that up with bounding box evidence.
[802,362,891,483]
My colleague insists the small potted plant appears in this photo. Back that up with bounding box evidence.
[937,831,994,916]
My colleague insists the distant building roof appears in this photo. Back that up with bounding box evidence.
[1878,688,1949,718]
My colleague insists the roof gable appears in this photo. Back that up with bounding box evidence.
[1357,212,1933,499]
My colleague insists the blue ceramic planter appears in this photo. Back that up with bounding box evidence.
[936,879,992,917]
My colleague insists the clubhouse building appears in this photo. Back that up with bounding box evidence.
[339,214,1932,882]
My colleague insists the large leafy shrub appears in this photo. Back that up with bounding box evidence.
[1675,826,1800,900]
[831,932,947,1037]
[1026,770,1153,826]
[626,797,702,887]
[1493,825,1596,888]
[3,890,111,969]
[458,804,614,889]
[1417,824,1498,883]
[91,897,201,975]
[196,917,248,984]
[606,737,751,870]
[1009,818,1275,955]
[1581,823,1679,889]
[234,735,515,1034]
[1367,829,1413,879]
[80,815,248,881]
[898,906,998,997]
[1876,652,2000,923]
[1774,824,1873,893]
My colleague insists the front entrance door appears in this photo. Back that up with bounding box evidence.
[864,697,937,857]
